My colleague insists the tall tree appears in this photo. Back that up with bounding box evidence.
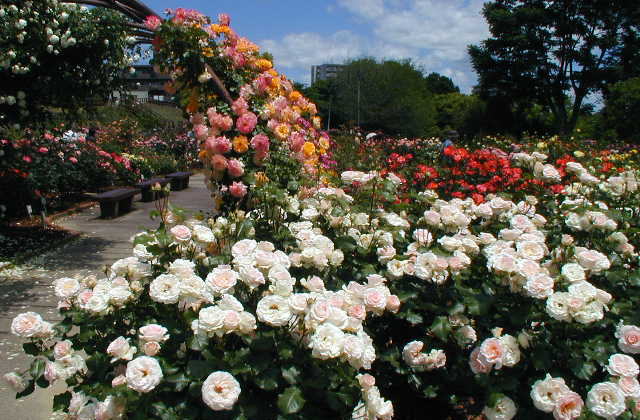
[469,0,640,135]
[425,72,460,94]
[331,58,437,137]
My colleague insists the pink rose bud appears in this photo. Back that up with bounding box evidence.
[386,295,401,313]
[357,374,376,390]
[143,341,161,356]
[112,374,127,387]
[193,124,208,141]
[229,181,247,198]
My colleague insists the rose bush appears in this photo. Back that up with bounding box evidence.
[5,8,640,420]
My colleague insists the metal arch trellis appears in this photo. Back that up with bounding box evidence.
[64,0,235,105]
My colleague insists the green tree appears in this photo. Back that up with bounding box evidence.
[601,77,640,142]
[433,92,486,138]
[331,58,437,138]
[469,0,639,135]
[424,72,459,94]
[0,0,138,127]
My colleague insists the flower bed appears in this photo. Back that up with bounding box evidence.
[5,8,640,420]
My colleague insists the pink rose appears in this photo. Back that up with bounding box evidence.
[44,361,59,383]
[478,338,505,367]
[553,391,583,420]
[210,113,233,132]
[348,304,366,320]
[357,373,375,390]
[607,353,640,377]
[38,147,48,153]
[227,159,244,178]
[218,13,230,25]
[364,288,386,311]
[144,15,162,30]
[212,136,231,154]
[236,112,258,134]
[469,347,492,374]
[386,295,401,313]
[54,340,73,359]
[250,134,270,151]
[69,157,78,163]
[617,325,640,354]
[143,341,161,356]
[112,374,127,387]
[232,97,248,116]
[170,225,192,242]
[138,324,169,343]
[193,124,209,141]
[229,182,247,198]
[289,132,305,152]
[211,154,228,172]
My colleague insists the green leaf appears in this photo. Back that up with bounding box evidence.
[23,342,39,356]
[281,366,301,385]
[186,360,217,381]
[53,392,72,411]
[166,372,190,392]
[255,367,280,390]
[277,386,305,414]
[429,316,451,341]
[29,358,46,380]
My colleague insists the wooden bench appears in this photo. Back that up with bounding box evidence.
[95,188,140,218]
[136,177,170,202]
[166,171,193,191]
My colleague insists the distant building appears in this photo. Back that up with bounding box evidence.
[113,65,173,103]
[311,64,344,84]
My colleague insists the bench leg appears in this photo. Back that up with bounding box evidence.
[170,178,181,191]
[100,201,117,218]
[140,188,154,202]
[120,197,133,213]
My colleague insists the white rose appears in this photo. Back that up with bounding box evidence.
[523,273,554,299]
[168,259,195,278]
[202,371,241,411]
[107,337,136,363]
[288,294,309,314]
[483,396,517,420]
[11,312,47,338]
[170,225,192,242]
[205,267,238,296]
[197,306,225,333]
[607,353,640,377]
[238,312,257,334]
[256,295,291,326]
[517,241,545,261]
[193,225,215,243]
[138,324,169,343]
[342,334,365,367]
[561,263,586,283]
[586,382,626,419]
[4,372,27,392]
[55,277,80,298]
[530,374,571,412]
[180,275,206,298]
[575,248,610,273]
[149,274,181,304]
[238,265,265,289]
[310,323,345,360]
[231,239,257,258]
[125,356,163,393]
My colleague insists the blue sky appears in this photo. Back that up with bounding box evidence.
[144,0,489,92]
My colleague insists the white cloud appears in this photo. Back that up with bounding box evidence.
[259,31,364,70]
[260,0,489,92]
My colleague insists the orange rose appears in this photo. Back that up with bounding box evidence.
[232,135,249,153]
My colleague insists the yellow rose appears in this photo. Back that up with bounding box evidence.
[302,142,316,158]
[274,123,290,140]
[289,91,302,102]
[537,142,546,148]
[253,59,272,71]
[573,151,585,158]
[232,135,249,153]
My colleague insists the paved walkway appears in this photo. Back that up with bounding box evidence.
[0,174,212,418]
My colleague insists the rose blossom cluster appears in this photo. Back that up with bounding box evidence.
[191,294,257,338]
[469,333,521,374]
[44,340,87,383]
[51,391,126,420]
[287,220,344,269]
[530,374,584,419]
[402,341,446,371]
[255,268,399,370]
[352,374,394,420]
[584,353,640,419]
